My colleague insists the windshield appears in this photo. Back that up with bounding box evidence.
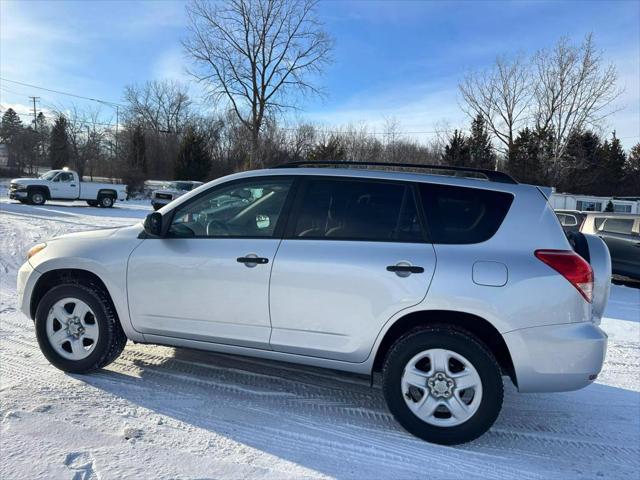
[39,170,59,180]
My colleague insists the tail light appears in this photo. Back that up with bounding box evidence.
[535,250,593,303]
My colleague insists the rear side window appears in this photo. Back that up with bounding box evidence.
[557,213,578,227]
[419,184,513,244]
[292,178,425,242]
[600,218,634,235]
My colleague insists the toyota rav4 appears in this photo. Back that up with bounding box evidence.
[17,162,610,445]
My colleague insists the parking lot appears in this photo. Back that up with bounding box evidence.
[0,189,638,479]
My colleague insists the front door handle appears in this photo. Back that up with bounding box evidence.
[237,256,269,266]
[386,265,424,274]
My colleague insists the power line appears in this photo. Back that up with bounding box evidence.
[0,77,124,108]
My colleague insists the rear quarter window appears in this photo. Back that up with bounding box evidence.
[419,183,514,244]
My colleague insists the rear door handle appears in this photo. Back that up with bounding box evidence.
[386,265,424,274]
[237,256,269,265]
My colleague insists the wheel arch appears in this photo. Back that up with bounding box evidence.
[372,310,517,386]
[98,189,117,198]
[30,268,114,321]
[27,185,51,199]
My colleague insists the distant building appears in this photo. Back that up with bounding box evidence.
[550,192,640,214]
[0,144,8,167]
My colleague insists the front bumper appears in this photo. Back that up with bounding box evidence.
[504,322,608,393]
[17,260,41,319]
[9,190,28,199]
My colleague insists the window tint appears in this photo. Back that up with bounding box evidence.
[600,218,634,235]
[169,178,292,238]
[419,184,513,244]
[293,179,424,242]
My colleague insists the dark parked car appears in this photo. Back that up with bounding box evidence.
[580,213,640,281]
[555,210,587,233]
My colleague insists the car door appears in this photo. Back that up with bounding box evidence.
[598,217,640,278]
[269,177,436,363]
[127,176,295,348]
[50,171,79,199]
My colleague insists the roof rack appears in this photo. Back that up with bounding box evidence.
[272,161,518,184]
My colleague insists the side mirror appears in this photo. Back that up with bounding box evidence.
[144,212,163,237]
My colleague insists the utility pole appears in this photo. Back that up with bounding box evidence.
[29,96,40,131]
[114,105,119,181]
[29,96,41,175]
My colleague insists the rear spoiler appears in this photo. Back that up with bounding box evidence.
[536,186,553,200]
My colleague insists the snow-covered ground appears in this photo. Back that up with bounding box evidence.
[1,186,639,480]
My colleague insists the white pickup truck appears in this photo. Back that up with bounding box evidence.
[9,169,127,207]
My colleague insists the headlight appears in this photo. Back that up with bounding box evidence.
[27,243,47,260]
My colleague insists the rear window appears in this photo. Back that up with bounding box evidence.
[600,218,634,235]
[419,184,513,244]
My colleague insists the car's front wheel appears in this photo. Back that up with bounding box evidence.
[382,326,503,445]
[35,283,127,373]
[28,190,46,205]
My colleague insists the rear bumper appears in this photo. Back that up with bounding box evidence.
[504,322,608,393]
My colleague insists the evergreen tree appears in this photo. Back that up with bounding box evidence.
[34,112,50,170]
[1,108,23,144]
[309,135,345,161]
[175,127,212,181]
[508,127,553,185]
[468,115,496,170]
[559,130,601,193]
[597,132,626,196]
[48,115,70,170]
[623,143,640,195]
[441,130,470,167]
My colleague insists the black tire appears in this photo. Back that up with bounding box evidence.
[35,283,127,374]
[87,200,98,207]
[382,326,503,445]
[98,195,115,208]
[28,190,46,205]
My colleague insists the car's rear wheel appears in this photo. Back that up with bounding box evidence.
[98,195,114,208]
[382,326,503,445]
[35,283,127,373]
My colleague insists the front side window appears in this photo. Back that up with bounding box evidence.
[419,183,513,244]
[292,178,424,242]
[600,218,634,235]
[169,177,293,238]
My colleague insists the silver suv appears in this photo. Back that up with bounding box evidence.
[17,162,610,444]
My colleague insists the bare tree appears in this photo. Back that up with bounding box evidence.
[184,0,332,167]
[533,34,621,176]
[123,80,192,134]
[458,55,531,158]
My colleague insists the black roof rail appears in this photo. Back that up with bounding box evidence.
[272,160,518,184]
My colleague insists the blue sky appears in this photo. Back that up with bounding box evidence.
[1,0,639,146]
